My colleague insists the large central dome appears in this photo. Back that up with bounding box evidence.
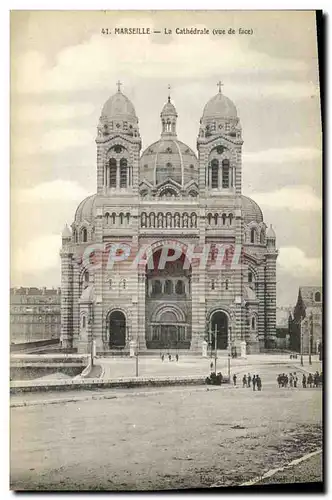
[140,94,198,189]
[140,138,198,187]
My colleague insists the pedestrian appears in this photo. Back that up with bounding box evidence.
[242,374,247,388]
[314,371,319,388]
[161,353,164,362]
[169,354,172,362]
[289,373,293,388]
[252,375,256,391]
[210,361,214,371]
[308,373,313,388]
[284,374,289,388]
[247,374,251,388]
[302,373,306,388]
[277,374,281,388]
[257,375,262,391]
[293,372,298,388]
[176,353,179,362]
[233,374,237,386]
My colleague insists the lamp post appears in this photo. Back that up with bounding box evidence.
[136,336,139,378]
[309,313,313,365]
[214,324,218,373]
[228,326,232,380]
[300,319,304,366]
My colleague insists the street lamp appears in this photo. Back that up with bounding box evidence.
[228,326,232,380]
[214,324,218,373]
[309,313,313,365]
[300,318,304,366]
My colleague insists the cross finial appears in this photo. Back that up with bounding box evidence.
[217,81,223,93]
[116,80,122,93]
[167,84,171,102]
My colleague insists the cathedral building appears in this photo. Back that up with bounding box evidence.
[60,83,278,355]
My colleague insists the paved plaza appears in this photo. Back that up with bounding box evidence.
[10,356,322,491]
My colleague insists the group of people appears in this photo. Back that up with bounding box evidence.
[234,373,262,391]
[277,371,323,388]
[161,353,179,362]
[301,371,323,388]
[277,372,298,388]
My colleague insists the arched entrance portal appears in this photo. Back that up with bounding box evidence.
[210,311,228,349]
[109,310,126,348]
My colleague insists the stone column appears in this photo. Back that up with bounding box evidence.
[60,238,73,349]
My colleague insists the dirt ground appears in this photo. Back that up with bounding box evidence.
[11,365,322,491]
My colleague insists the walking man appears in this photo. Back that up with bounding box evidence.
[289,373,293,388]
[176,353,179,362]
[302,373,307,388]
[233,374,237,386]
[252,375,256,391]
[257,375,262,391]
[247,374,252,388]
[242,374,247,388]
[293,372,298,388]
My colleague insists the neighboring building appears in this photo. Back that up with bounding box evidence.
[60,84,278,355]
[10,287,61,343]
[276,306,292,350]
[289,286,322,354]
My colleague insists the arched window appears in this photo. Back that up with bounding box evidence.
[119,213,124,225]
[222,159,230,188]
[153,280,162,295]
[214,213,218,226]
[82,316,86,329]
[120,279,126,290]
[225,279,229,290]
[229,213,234,226]
[222,213,227,226]
[109,279,112,289]
[207,213,212,225]
[109,158,117,187]
[126,212,130,224]
[157,212,164,228]
[211,279,215,290]
[211,159,219,188]
[111,212,116,225]
[82,228,88,242]
[251,316,256,330]
[248,271,253,283]
[164,280,173,295]
[315,291,321,302]
[120,158,127,188]
[250,228,256,244]
[141,212,147,228]
[105,212,110,225]
[175,280,185,295]
[149,212,155,228]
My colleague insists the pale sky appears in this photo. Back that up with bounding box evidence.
[10,10,322,306]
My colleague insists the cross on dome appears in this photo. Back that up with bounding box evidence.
[167,84,171,102]
[116,80,122,93]
[217,81,224,93]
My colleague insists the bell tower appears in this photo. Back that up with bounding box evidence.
[95,82,142,197]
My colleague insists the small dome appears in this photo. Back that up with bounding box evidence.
[267,224,276,238]
[74,194,98,224]
[62,224,71,238]
[241,195,263,224]
[140,139,198,187]
[161,99,177,117]
[101,90,137,121]
[202,92,237,120]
